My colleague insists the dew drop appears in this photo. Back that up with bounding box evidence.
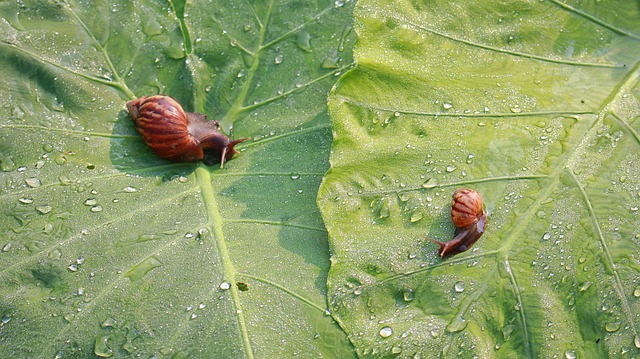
[634,335,640,349]
[454,281,465,293]
[2,243,11,252]
[101,317,117,328]
[633,287,640,297]
[502,324,516,340]
[90,205,103,213]
[443,102,453,110]
[274,53,283,64]
[36,205,52,214]
[123,186,137,193]
[18,197,34,204]
[605,322,620,332]
[403,289,415,302]
[578,281,592,292]
[205,85,212,92]
[54,154,67,165]
[543,232,551,240]
[510,106,522,113]
[410,210,423,223]
[94,334,114,358]
[445,315,467,333]
[446,165,457,173]
[220,281,231,290]
[84,198,98,206]
[68,263,78,272]
[564,349,577,359]
[422,178,437,189]
[379,326,393,338]
[25,177,41,188]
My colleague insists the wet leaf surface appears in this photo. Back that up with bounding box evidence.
[319,1,640,357]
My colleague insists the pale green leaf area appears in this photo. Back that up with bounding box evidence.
[0,0,357,357]
[319,0,640,358]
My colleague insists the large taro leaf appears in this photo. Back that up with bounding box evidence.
[319,0,640,358]
[0,0,357,357]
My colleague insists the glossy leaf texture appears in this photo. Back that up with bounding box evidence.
[0,0,356,357]
[319,0,640,358]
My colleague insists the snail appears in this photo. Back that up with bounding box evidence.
[428,188,487,257]
[126,95,247,168]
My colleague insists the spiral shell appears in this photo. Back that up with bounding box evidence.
[451,188,485,229]
[427,188,487,257]
[126,95,246,167]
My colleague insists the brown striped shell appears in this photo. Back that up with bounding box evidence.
[427,188,487,257]
[451,188,485,229]
[126,95,247,168]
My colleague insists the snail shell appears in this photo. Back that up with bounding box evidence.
[451,188,485,228]
[428,188,487,257]
[126,95,247,168]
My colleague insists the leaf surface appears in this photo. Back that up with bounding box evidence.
[0,0,356,357]
[319,1,640,357]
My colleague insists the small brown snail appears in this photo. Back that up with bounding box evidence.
[126,95,247,168]
[428,188,487,257]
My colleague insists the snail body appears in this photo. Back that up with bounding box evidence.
[126,95,247,168]
[428,189,487,257]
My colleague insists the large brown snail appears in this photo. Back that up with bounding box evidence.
[126,95,247,168]
[428,188,487,257]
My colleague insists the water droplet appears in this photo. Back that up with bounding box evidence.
[36,205,52,214]
[466,154,475,164]
[605,321,620,332]
[379,326,393,338]
[578,281,592,292]
[510,106,522,113]
[205,85,212,92]
[101,317,117,328]
[403,289,415,302]
[48,249,61,260]
[454,281,465,293]
[443,102,453,110]
[445,315,467,333]
[296,31,312,52]
[1,314,11,325]
[84,198,98,206]
[290,173,300,180]
[220,281,231,290]
[502,324,516,340]
[68,263,78,272]
[543,232,551,240]
[237,69,245,78]
[94,334,114,357]
[633,287,640,297]
[77,287,85,295]
[124,256,163,281]
[446,165,457,173]
[422,178,437,189]
[274,53,283,64]
[634,335,640,349]
[2,243,11,252]
[76,257,85,265]
[391,345,402,354]
[54,154,67,165]
[18,197,34,204]
[410,210,423,223]
[353,288,362,296]
[25,178,41,188]
[90,205,103,213]
[334,0,345,6]
[378,201,390,219]
[564,349,577,359]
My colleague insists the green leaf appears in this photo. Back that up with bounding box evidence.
[0,0,356,357]
[319,0,640,358]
